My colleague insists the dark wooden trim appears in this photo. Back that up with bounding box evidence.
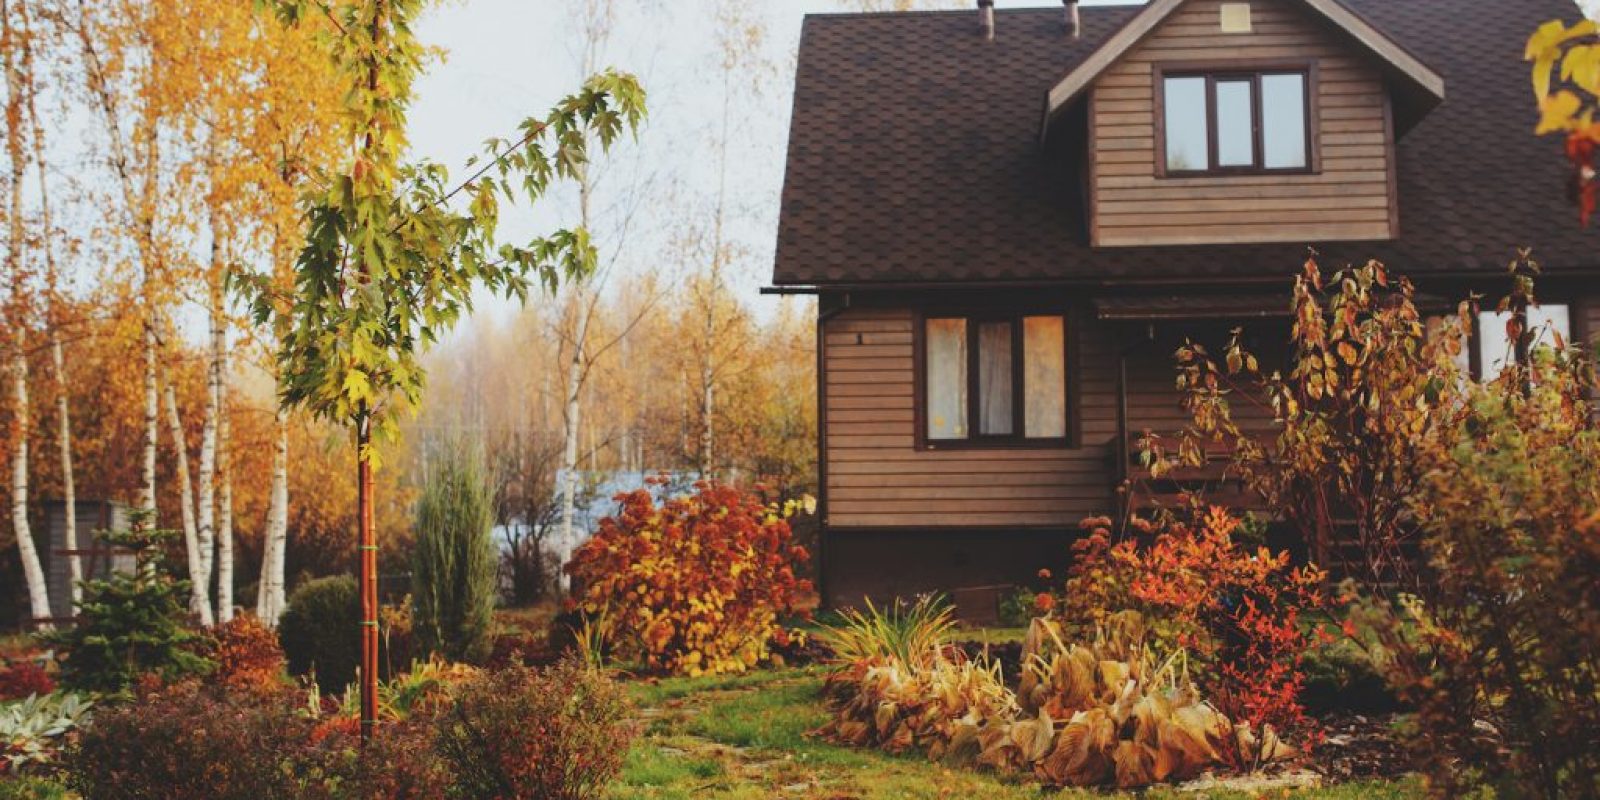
[1307,59,1324,174]
[1153,59,1318,178]
[1573,294,1593,350]
[1467,305,1486,380]
[1088,89,1103,246]
[779,269,1600,293]
[827,525,1075,536]
[911,307,928,452]
[815,294,839,598]
[1067,306,1084,447]
[1382,91,1400,238]
[913,307,1076,451]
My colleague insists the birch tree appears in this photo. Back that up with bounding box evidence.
[18,0,80,612]
[240,10,343,627]
[3,0,50,625]
[216,377,233,622]
[162,371,210,625]
[552,0,663,590]
[685,0,771,478]
[69,0,178,528]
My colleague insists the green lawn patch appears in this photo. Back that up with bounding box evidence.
[609,666,1423,800]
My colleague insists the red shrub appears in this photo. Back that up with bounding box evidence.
[0,660,55,701]
[565,479,812,675]
[1059,507,1332,732]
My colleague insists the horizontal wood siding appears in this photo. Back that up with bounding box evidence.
[1091,0,1396,247]
[823,308,1116,529]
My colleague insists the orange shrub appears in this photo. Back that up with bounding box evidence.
[206,615,287,692]
[565,479,812,675]
[1058,507,1332,733]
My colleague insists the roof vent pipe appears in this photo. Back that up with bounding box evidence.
[1064,0,1080,38]
[978,0,995,40]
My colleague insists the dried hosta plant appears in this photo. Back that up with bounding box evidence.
[820,608,1296,790]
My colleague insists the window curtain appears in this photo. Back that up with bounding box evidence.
[926,318,968,439]
[1024,316,1066,438]
[977,322,1013,435]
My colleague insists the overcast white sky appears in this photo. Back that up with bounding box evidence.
[404,1,1139,329]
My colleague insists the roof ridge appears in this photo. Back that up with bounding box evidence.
[802,4,1141,22]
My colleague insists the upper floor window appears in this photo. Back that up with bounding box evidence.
[924,313,1069,446]
[1160,68,1311,175]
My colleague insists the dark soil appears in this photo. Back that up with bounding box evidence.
[952,640,1024,683]
[1310,711,1414,781]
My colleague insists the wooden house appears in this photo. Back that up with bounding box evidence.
[768,0,1600,608]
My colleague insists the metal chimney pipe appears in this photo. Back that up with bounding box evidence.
[1064,0,1080,38]
[978,0,995,40]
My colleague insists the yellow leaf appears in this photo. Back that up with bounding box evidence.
[1537,90,1583,134]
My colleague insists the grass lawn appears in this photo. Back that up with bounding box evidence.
[610,666,1422,800]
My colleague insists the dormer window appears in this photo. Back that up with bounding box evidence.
[1158,66,1313,176]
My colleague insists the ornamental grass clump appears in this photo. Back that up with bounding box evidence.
[821,594,956,670]
[565,478,813,675]
[411,444,498,665]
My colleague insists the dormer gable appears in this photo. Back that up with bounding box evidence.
[1046,0,1446,248]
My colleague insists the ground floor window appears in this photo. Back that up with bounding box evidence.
[923,313,1068,446]
[1476,304,1571,379]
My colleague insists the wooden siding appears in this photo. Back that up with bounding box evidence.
[823,307,1290,531]
[824,308,1112,529]
[1089,0,1396,247]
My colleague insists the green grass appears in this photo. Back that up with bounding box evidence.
[609,666,1424,800]
[957,625,1029,645]
[0,776,71,800]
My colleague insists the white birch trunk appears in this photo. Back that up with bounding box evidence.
[11,347,49,626]
[256,406,288,625]
[142,323,158,521]
[51,335,78,611]
[164,379,212,626]
[700,357,714,477]
[216,377,233,624]
[20,7,76,613]
[195,260,223,610]
[5,0,49,626]
[556,302,589,594]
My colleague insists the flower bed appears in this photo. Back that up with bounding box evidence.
[818,599,1297,790]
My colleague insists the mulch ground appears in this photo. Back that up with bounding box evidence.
[1311,711,1414,781]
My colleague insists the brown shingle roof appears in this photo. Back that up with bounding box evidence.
[771,0,1600,287]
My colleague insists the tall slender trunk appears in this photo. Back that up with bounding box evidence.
[18,0,75,613]
[216,378,233,624]
[142,324,158,520]
[257,406,289,625]
[75,0,160,524]
[3,0,49,626]
[11,347,48,625]
[557,299,589,594]
[164,377,212,626]
[51,337,76,610]
[357,411,377,740]
[700,350,714,476]
[556,142,597,591]
[194,221,224,614]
